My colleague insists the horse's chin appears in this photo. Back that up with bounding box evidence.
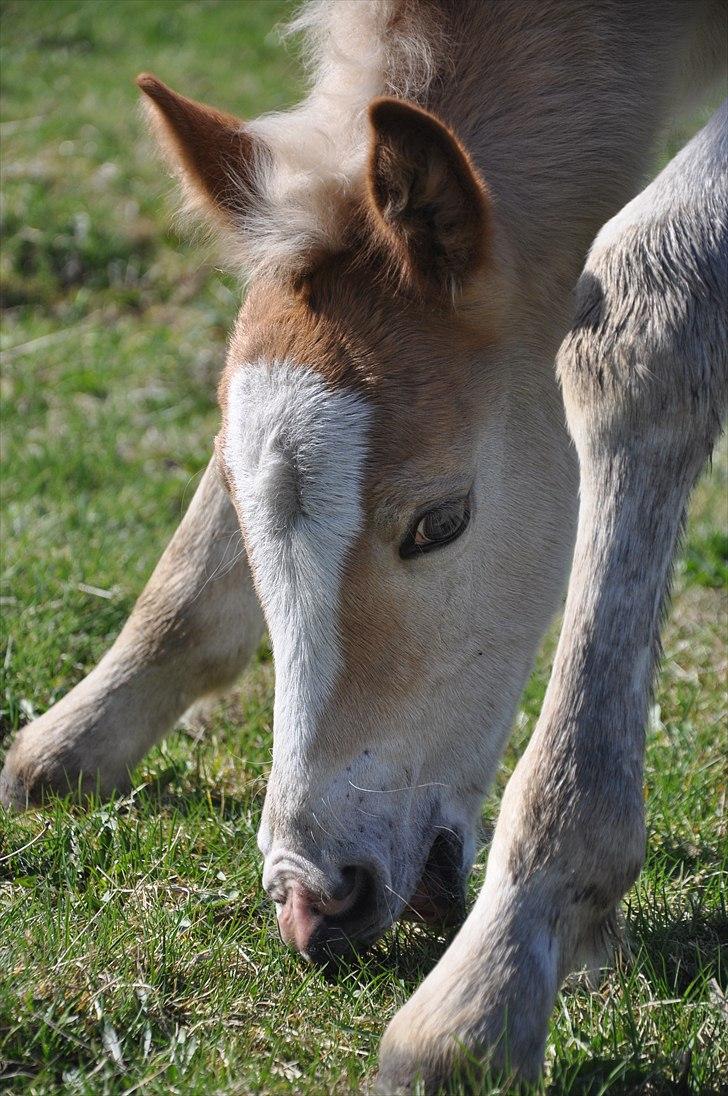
[402,830,468,928]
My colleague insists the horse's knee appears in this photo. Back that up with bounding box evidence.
[558,217,727,451]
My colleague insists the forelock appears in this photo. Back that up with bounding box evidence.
[219,0,445,282]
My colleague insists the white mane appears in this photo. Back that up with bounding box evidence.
[237,0,442,281]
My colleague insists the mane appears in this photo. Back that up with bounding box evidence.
[233,0,445,282]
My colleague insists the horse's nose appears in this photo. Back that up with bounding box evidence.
[268,865,373,959]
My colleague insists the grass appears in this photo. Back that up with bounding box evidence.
[1,2,726,1092]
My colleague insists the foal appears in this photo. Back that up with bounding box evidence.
[2,1,726,1089]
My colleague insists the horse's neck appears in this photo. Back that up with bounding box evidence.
[421,0,712,307]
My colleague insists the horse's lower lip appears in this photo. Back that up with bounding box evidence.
[402,830,467,927]
[402,888,462,925]
[303,919,383,966]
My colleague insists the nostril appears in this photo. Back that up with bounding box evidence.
[339,865,359,895]
[314,865,362,917]
[319,864,377,924]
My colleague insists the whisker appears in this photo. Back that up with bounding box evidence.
[319,796,348,837]
[384,883,424,922]
[311,811,338,842]
[355,806,379,819]
[178,466,205,513]
[212,545,248,580]
[348,780,452,794]
[187,530,244,604]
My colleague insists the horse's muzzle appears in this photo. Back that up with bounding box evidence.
[265,855,387,963]
[264,827,467,964]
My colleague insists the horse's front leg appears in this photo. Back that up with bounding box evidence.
[378,432,705,1092]
[377,104,727,1092]
[1,457,264,808]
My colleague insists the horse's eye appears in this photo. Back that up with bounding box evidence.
[400,496,471,559]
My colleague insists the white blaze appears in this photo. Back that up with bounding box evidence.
[223,359,371,769]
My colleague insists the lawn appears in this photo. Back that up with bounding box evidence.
[1,2,726,1093]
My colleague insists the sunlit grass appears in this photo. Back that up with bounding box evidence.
[1,2,726,1092]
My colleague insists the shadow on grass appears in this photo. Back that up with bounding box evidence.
[628,907,727,994]
[314,920,460,992]
[550,1052,710,1095]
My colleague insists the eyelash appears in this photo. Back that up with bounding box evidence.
[399,496,471,559]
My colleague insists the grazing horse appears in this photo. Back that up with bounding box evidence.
[2,0,726,1089]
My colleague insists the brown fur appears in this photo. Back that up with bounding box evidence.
[137,74,260,225]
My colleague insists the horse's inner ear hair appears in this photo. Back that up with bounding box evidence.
[366,95,491,297]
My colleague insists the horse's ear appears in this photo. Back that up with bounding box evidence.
[136,74,261,227]
[366,97,490,296]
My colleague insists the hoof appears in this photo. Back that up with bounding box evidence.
[377,1004,481,1096]
[375,1052,456,1095]
[376,1030,492,1096]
